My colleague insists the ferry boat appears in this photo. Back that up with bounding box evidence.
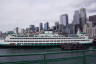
[0,30,93,47]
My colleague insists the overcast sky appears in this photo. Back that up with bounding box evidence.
[0,0,96,32]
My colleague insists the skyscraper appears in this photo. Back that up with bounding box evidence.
[80,8,86,31]
[73,10,80,25]
[15,27,19,35]
[44,22,50,31]
[80,8,86,24]
[72,10,81,33]
[40,23,43,31]
[72,8,87,33]
[60,14,68,26]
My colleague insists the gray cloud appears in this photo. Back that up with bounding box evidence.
[0,0,96,32]
[71,0,96,8]
[88,9,96,13]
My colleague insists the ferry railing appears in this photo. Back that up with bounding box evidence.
[0,49,96,64]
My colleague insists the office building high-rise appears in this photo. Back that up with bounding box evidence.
[80,8,87,31]
[29,25,35,32]
[44,22,50,31]
[65,24,75,34]
[73,10,80,25]
[80,8,86,24]
[72,10,81,33]
[89,15,96,26]
[83,21,96,38]
[15,27,19,35]
[60,14,68,26]
[40,23,43,31]
[72,8,87,33]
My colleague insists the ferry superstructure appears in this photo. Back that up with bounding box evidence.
[0,30,93,47]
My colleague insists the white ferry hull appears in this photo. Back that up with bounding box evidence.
[0,39,93,46]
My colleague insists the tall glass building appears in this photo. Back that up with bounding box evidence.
[73,10,80,25]
[44,22,50,31]
[60,14,68,26]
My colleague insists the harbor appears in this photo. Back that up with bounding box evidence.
[0,0,96,64]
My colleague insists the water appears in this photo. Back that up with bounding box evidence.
[0,47,63,62]
[0,47,95,64]
[0,47,62,55]
[0,41,95,64]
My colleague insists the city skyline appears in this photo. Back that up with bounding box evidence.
[0,0,96,32]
